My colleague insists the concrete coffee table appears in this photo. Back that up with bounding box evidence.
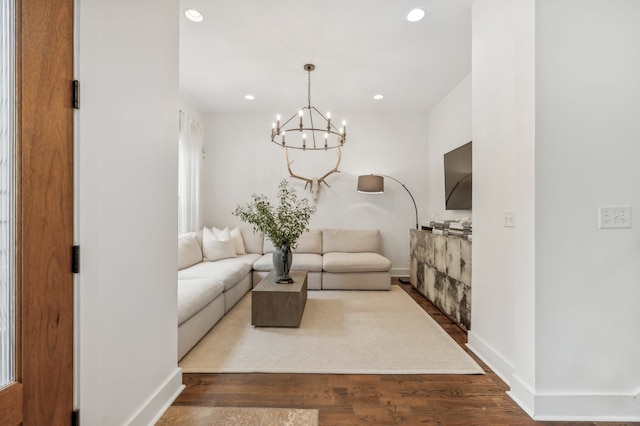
[251,271,308,327]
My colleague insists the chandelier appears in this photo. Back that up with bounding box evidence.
[271,64,346,150]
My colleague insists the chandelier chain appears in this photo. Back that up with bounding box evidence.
[307,69,312,109]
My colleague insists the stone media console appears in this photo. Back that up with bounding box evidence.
[409,229,471,331]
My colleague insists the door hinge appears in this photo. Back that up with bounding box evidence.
[72,80,80,109]
[72,409,80,426]
[72,245,80,273]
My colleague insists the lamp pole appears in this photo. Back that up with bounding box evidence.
[383,175,417,284]
[357,174,419,284]
[380,175,419,230]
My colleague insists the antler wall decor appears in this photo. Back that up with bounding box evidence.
[285,147,342,202]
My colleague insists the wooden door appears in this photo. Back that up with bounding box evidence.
[0,0,74,424]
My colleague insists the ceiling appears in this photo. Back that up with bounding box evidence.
[179,0,473,116]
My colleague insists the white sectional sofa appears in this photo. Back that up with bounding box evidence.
[252,229,324,289]
[177,226,392,360]
[177,227,263,360]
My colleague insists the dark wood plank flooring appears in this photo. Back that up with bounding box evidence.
[164,280,635,425]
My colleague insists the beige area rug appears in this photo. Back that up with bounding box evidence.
[179,286,484,375]
[157,407,318,426]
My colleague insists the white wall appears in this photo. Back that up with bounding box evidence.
[202,111,428,275]
[424,74,472,221]
[534,0,640,419]
[76,0,182,424]
[469,1,535,404]
[471,0,640,421]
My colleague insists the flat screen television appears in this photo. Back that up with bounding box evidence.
[444,141,472,210]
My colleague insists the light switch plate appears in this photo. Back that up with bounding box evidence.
[503,209,516,228]
[598,206,631,229]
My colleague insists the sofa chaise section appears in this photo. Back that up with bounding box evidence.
[178,256,256,313]
[177,277,225,361]
[177,227,261,360]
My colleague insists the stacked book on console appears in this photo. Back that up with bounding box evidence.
[420,220,450,235]
[421,220,472,239]
[432,220,451,235]
[449,221,472,239]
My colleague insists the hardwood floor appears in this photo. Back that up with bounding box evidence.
[162,280,634,425]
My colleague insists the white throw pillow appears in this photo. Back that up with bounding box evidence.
[178,233,202,270]
[230,227,246,255]
[211,226,246,255]
[210,226,231,241]
[202,227,237,261]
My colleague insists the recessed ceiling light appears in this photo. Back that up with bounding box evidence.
[373,94,384,100]
[407,8,425,22]
[184,9,204,23]
[244,94,255,100]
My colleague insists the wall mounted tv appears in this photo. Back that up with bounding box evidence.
[444,141,472,210]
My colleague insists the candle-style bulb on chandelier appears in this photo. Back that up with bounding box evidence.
[271,64,346,150]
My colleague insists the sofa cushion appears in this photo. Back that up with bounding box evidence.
[253,253,323,272]
[177,278,224,325]
[178,233,202,270]
[322,271,390,290]
[230,227,246,255]
[194,228,203,248]
[178,256,253,291]
[210,226,230,240]
[322,229,382,254]
[251,254,273,272]
[262,237,275,254]
[239,226,263,254]
[202,226,237,261]
[294,229,322,254]
[211,226,246,255]
[263,229,322,254]
[323,252,391,273]
[236,252,262,266]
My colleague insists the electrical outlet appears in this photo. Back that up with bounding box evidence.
[503,209,516,228]
[598,206,631,229]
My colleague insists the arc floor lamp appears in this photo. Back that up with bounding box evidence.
[357,174,418,284]
[357,174,419,230]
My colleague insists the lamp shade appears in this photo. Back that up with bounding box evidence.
[357,175,384,193]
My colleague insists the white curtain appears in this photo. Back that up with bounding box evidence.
[178,110,203,235]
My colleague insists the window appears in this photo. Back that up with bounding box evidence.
[178,110,203,235]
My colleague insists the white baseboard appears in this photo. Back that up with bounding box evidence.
[390,267,409,278]
[466,331,514,386]
[533,393,640,422]
[468,332,640,422]
[126,367,184,426]
[507,374,535,418]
